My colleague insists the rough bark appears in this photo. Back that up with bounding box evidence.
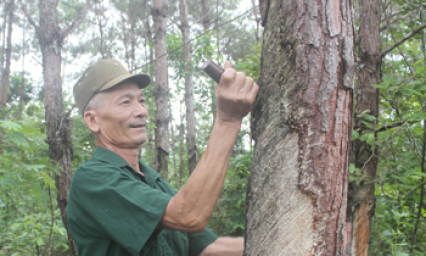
[346,0,381,255]
[20,1,88,254]
[0,0,14,109]
[152,0,170,180]
[179,0,198,174]
[245,0,355,255]
[37,1,76,253]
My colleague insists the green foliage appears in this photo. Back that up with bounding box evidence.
[209,151,252,236]
[0,108,69,255]
[367,36,426,253]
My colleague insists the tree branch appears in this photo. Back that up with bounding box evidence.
[60,1,91,40]
[381,11,415,31]
[381,23,426,58]
[18,0,39,33]
[376,121,417,133]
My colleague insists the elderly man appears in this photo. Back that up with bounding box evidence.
[67,59,259,256]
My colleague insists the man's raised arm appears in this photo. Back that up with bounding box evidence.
[158,61,259,232]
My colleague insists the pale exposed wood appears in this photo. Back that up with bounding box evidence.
[245,0,355,254]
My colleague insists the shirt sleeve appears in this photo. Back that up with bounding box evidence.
[188,227,218,256]
[70,163,172,255]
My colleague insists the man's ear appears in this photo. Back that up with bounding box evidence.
[83,110,100,133]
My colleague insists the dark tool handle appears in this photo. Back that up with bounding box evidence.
[202,60,225,84]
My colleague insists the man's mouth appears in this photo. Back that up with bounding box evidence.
[129,123,146,128]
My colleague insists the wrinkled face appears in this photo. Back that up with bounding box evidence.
[86,81,149,149]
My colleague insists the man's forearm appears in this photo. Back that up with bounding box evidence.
[160,120,241,232]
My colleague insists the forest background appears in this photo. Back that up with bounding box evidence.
[0,0,425,255]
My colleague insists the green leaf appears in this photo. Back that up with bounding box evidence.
[365,132,375,145]
[349,163,359,174]
[371,83,389,89]
[36,238,44,246]
[414,84,426,91]
[414,65,425,75]
[22,164,45,172]
[381,230,392,237]
[0,120,22,132]
[408,112,426,121]
[363,114,376,122]
[7,133,29,148]
[361,121,373,129]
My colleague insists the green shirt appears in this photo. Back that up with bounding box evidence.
[67,147,218,256]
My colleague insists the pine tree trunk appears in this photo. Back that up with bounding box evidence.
[20,0,88,254]
[346,0,381,255]
[0,0,14,108]
[143,0,157,169]
[36,0,76,254]
[18,20,26,119]
[152,0,170,180]
[179,0,198,174]
[245,0,355,254]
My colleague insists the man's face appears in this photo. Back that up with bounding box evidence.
[91,81,149,149]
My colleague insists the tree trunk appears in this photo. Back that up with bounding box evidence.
[18,19,26,119]
[179,0,198,174]
[20,0,88,254]
[200,0,210,31]
[0,0,14,109]
[143,0,157,169]
[152,0,170,180]
[245,0,355,255]
[37,1,76,254]
[346,0,381,255]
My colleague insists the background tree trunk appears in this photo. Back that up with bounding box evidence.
[200,0,210,32]
[346,0,381,255]
[179,0,198,174]
[0,0,14,109]
[245,0,355,254]
[152,0,170,180]
[20,0,88,254]
[143,0,157,169]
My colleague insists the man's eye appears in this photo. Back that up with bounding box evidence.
[122,100,130,104]
[139,99,146,104]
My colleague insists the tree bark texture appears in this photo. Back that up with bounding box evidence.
[152,0,170,180]
[0,0,14,108]
[179,0,198,174]
[37,1,76,254]
[245,0,355,255]
[346,0,381,255]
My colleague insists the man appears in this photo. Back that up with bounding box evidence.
[67,59,259,256]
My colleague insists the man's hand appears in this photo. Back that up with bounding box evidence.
[200,237,244,256]
[215,61,259,124]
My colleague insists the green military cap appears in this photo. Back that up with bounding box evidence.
[73,59,151,115]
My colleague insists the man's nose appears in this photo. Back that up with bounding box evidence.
[133,101,148,118]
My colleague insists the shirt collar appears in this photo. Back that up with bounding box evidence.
[93,147,130,168]
[93,147,162,184]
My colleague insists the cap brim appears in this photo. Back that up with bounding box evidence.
[99,73,151,92]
